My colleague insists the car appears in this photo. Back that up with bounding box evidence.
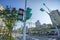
[48,31,58,36]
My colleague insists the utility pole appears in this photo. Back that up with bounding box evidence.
[23,0,27,40]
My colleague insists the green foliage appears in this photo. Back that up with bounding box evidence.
[50,27,55,29]
[57,25,60,29]
[0,34,14,40]
[0,6,17,31]
[32,33,48,36]
[0,6,17,40]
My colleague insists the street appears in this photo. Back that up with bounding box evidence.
[12,33,57,40]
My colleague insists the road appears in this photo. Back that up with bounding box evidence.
[15,35,57,40]
[12,33,57,40]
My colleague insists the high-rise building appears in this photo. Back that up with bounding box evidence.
[49,10,60,26]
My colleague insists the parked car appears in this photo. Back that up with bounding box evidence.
[48,31,58,36]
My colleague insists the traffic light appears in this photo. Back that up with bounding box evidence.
[17,8,24,21]
[17,7,32,22]
[26,7,32,20]
[19,8,24,15]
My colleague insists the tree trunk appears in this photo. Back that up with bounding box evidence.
[9,28,12,40]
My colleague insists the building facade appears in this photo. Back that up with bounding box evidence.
[49,10,60,26]
[35,20,41,28]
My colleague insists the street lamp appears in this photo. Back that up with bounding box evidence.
[43,3,51,12]
[40,3,59,36]
[40,8,49,14]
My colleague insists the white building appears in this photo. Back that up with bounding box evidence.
[35,20,41,28]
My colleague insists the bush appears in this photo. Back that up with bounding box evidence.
[0,34,14,40]
[32,33,48,36]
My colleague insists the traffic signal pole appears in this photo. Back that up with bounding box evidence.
[23,0,27,40]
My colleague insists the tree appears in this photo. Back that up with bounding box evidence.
[0,5,32,40]
[0,6,17,40]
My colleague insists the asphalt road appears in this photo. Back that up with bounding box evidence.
[15,36,57,40]
[12,33,56,40]
[13,33,57,40]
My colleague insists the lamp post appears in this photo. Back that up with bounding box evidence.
[40,3,59,36]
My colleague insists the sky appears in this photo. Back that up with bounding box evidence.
[0,0,60,28]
